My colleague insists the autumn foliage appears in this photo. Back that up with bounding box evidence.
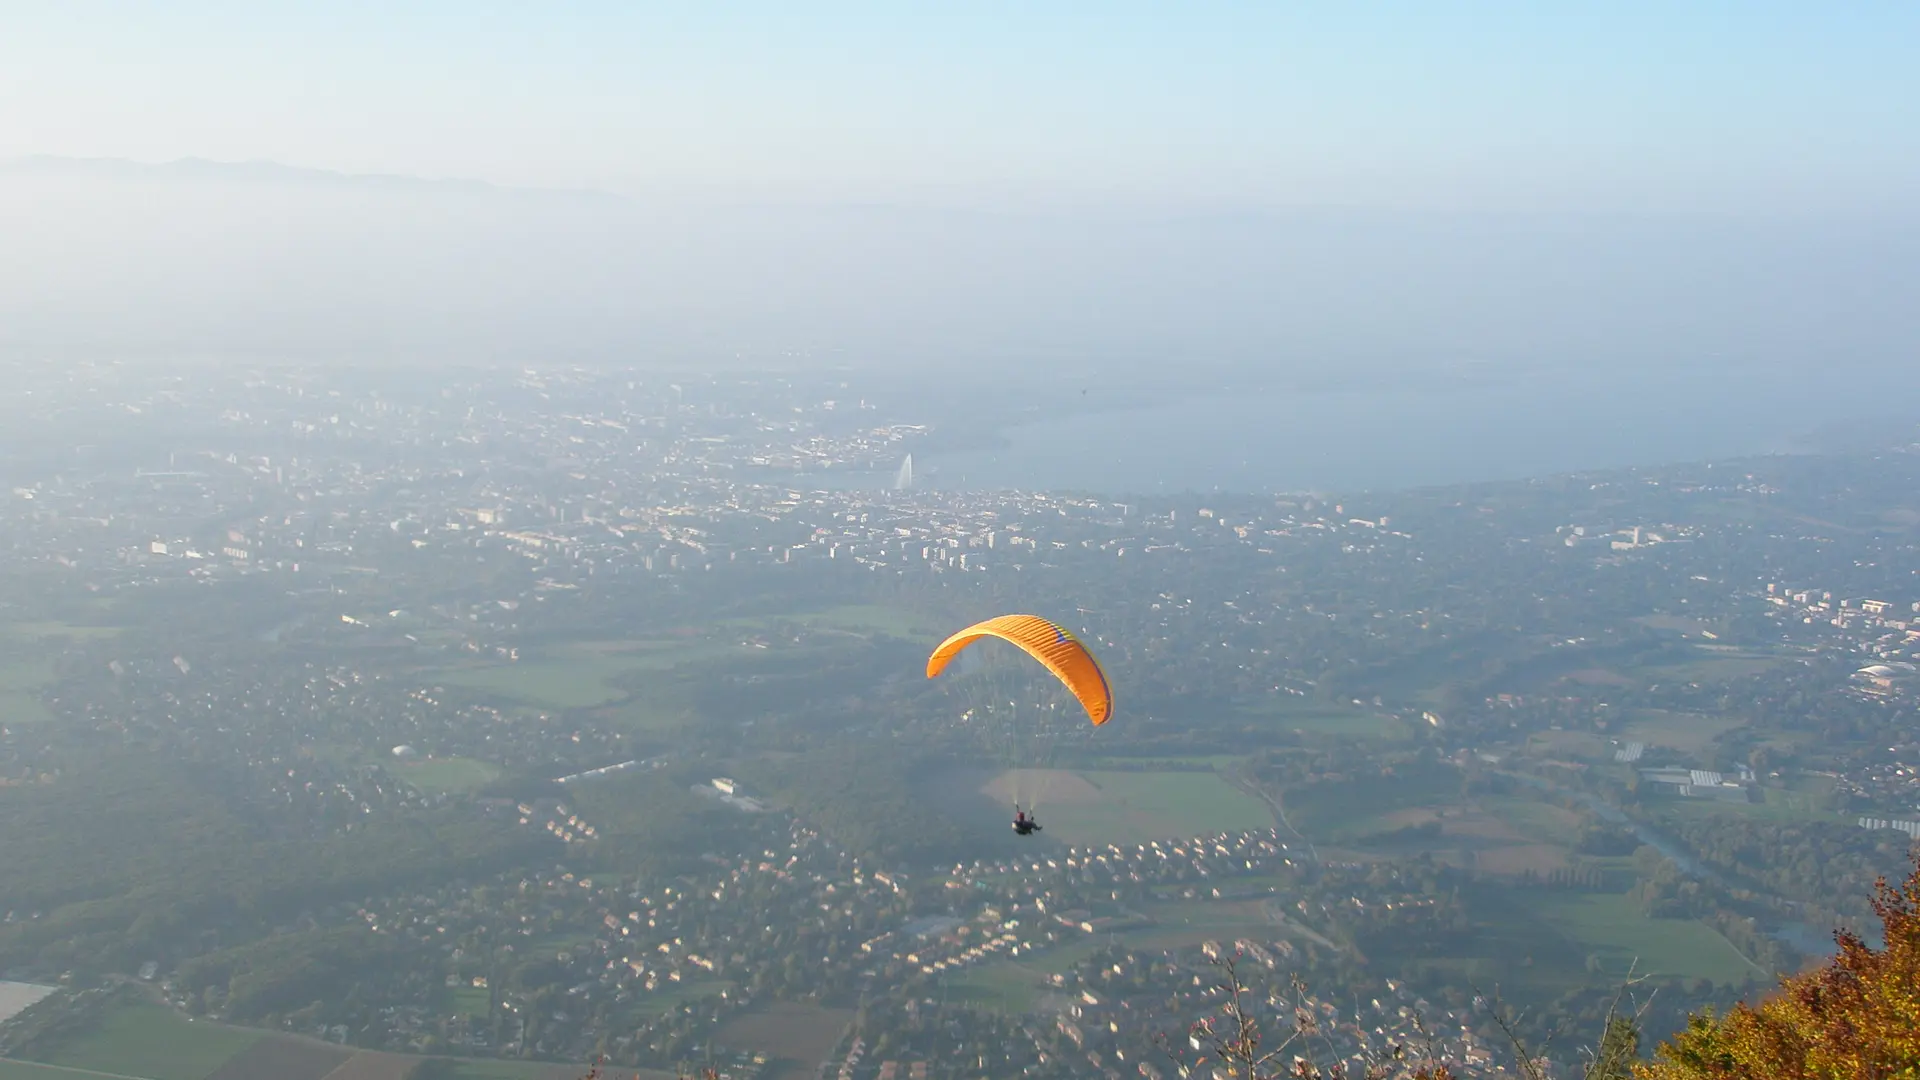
[1637,853,1920,1080]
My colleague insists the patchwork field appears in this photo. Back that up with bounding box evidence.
[714,1003,855,1080]
[976,768,1272,844]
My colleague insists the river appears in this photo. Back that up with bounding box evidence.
[1507,772,1877,957]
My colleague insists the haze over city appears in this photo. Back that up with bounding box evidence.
[2,8,1919,1080]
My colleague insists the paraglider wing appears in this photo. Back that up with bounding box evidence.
[926,614,1113,725]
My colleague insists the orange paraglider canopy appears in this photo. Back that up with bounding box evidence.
[926,614,1113,725]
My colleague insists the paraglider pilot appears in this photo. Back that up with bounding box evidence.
[1012,805,1041,836]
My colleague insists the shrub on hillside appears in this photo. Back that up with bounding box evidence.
[1636,851,1920,1078]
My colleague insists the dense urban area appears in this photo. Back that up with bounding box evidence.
[1,360,1917,1080]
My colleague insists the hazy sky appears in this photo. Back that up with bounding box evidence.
[4,3,1916,215]
[3,4,1915,370]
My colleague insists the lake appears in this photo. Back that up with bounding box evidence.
[905,364,1920,495]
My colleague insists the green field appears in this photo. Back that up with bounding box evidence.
[448,985,492,1018]
[1617,709,1749,757]
[941,939,1107,1012]
[1651,787,1844,824]
[1125,897,1295,949]
[595,693,695,734]
[0,658,53,693]
[442,1061,591,1080]
[1477,796,1585,846]
[1527,893,1763,984]
[628,978,733,1015]
[722,604,943,642]
[432,653,643,709]
[1635,650,1786,686]
[0,1061,145,1080]
[1235,701,1407,739]
[21,1003,260,1080]
[394,757,503,793]
[941,962,1049,1012]
[0,621,122,643]
[1008,769,1272,844]
[0,692,54,726]
[428,635,755,711]
[0,659,56,725]
[945,897,1325,1013]
[1413,888,1770,996]
[1282,767,1462,843]
[428,603,934,715]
